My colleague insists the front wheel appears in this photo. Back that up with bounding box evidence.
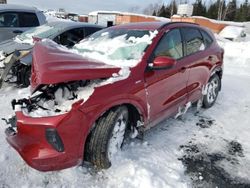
[84,106,129,169]
[203,74,221,108]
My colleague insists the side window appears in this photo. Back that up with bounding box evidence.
[153,29,183,60]
[0,12,19,27]
[84,27,102,38]
[19,12,39,27]
[54,28,84,47]
[183,28,205,55]
[200,30,213,48]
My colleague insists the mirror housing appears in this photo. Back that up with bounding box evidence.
[152,56,176,70]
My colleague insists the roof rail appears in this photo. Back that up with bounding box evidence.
[158,21,199,30]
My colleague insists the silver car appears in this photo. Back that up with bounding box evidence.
[0,4,46,42]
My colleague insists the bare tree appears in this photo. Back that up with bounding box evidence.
[143,2,162,15]
[217,0,225,20]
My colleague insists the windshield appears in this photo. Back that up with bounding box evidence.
[15,23,64,44]
[72,28,158,67]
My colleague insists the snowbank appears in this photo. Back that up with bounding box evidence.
[216,34,250,76]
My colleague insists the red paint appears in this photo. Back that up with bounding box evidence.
[6,22,224,171]
[31,43,120,92]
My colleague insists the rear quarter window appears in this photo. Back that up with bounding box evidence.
[200,29,214,48]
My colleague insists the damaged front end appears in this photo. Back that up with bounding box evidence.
[4,80,97,171]
[3,41,126,171]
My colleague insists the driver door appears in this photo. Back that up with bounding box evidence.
[144,28,189,123]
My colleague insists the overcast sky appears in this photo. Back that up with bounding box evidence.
[8,0,161,14]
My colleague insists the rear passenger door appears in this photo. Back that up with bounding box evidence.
[0,12,20,41]
[181,27,212,103]
[144,28,189,122]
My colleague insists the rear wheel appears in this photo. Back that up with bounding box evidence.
[84,106,129,169]
[203,74,221,108]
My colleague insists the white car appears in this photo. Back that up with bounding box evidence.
[219,25,246,41]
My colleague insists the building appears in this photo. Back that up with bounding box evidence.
[88,11,169,27]
[88,11,118,27]
[79,15,88,22]
[0,0,7,4]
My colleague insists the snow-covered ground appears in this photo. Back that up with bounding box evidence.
[0,32,250,188]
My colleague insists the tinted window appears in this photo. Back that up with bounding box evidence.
[200,30,213,48]
[84,27,102,37]
[19,12,39,27]
[153,29,183,60]
[54,28,84,47]
[0,12,19,27]
[183,28,205,55]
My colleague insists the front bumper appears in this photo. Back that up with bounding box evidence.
[5,110,90,172]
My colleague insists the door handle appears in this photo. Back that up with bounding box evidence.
[179,67,187,73]
[13,30,23,34]
[207,56,214,61]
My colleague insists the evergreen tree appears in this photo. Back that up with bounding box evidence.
[235,4,244,21]
[171,0,178,16]
[193,0,207,16]
[157,4,167,17]
[207,1,219,19]
[152,10,157,16]
[224,0,237,21]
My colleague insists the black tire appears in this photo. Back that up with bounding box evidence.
[203,74,221,108]
[84,106,129,169]
[23,66,31,87]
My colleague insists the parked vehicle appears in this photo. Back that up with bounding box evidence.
[0,4,46,42]
[4,22,224,171]
[0,21,104,87]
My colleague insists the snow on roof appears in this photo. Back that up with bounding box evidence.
[89,10,170,22]
[0,4,39,12]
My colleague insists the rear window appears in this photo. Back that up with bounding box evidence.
[19,12,39,27]
[182,27,205,56]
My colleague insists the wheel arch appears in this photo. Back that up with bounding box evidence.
[211,65,223,90]
[79,99,147,161]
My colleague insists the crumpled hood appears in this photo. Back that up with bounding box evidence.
[0,39,33,58]
[31,42,121,91]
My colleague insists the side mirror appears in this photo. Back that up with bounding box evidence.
[152,56,176,69]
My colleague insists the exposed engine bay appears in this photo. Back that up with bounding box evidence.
[12,80,92,117]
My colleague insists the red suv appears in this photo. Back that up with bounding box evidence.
[5,22,224,171]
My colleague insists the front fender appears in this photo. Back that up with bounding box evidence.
[82,95,148,129]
